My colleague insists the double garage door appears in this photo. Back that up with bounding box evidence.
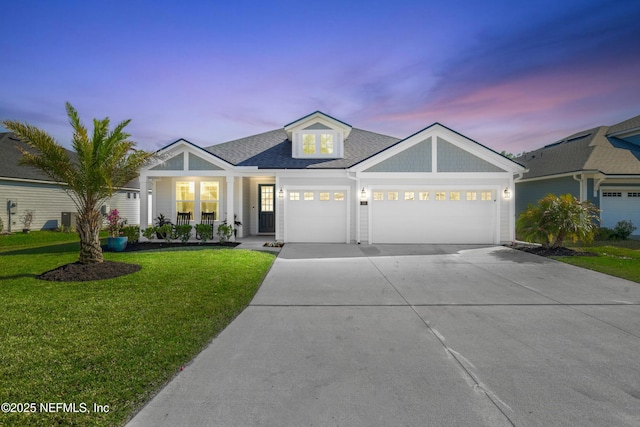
[600,189,640,228]
[370,189,498,244]
[284,188,498,244]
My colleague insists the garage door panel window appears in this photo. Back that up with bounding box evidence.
[304,192,314,201]
[405,192,415,201]
[374,192,384,201]
[629,192,640,198]
[290,192,300,201]
[320,192,330,201]
[436,192,446,201]
[388,192,399,201]
[334,192,345,201]
[450,192,461,201]
[466,192,477,201]
[419,192,429,201]
[481,191,493,201]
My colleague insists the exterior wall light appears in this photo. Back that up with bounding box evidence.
[360,187,367,201]
[278,187,284,199]
[503,187,512,199]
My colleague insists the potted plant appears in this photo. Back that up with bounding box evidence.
[154,214,173,240]
[106,209,128,251]
[20,209,35,233]
[222,214,243,238]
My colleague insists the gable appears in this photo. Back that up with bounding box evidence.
[303,122,332,130]
[364,138,432,172]
[437,138,506,172]
[150,153,184,170]
[188,152,223,170]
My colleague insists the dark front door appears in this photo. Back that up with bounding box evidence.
[258,184,275,233]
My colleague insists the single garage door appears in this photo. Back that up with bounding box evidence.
[600,189,640,228]
[371,189,497,244]
[286,190,349,242]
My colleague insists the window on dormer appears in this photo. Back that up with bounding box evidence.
[320,134,334,154]
[303,134,316,154]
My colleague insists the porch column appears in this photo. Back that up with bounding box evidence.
[226,176,235,241]
[139,177,149,239]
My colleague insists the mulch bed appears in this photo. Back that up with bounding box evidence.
[114,241,240,252]
[511,245,598,257]
[38,261,142,282]
[37,241,241,282]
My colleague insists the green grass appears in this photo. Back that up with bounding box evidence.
[554,239,640,283]
[0,231,275,426]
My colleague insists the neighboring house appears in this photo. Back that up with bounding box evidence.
[139,111,525,244]
[0,132,141,231]
[515,114,640,229]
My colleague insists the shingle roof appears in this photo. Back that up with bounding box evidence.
[205,128,401,169]
[0,132,140,188]
[518,115,640,179]
[0,132,53,181]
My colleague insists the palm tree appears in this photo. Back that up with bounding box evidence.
[2,102,154,263]
[517,193,600,248]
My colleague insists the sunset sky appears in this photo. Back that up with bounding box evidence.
[1,0,639,154]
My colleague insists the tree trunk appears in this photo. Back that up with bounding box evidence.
[76,208,104,264]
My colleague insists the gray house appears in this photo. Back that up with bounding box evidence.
[516,114,640,229]
[0,132,141,231]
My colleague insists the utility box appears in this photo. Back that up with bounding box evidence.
[61,212,78,230]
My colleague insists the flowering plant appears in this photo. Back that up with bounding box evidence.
[107,209,123,237]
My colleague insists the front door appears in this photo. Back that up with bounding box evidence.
[258,184,275,233]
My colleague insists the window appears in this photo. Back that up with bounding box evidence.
[334,192,345,201]
[200,182,219,218]
[373,192,384,201]
[388,192,399,201]
[127,192,131,199]
[303,134,316,154]
[481,191,492,201]
[176,181,195,214]
[320,192,330,201]
[260,185,274,213]
[435,192,446,201]
[133,193,137,199]
[320,134,334,154]
[466,192,477,201]
[289,192,300,201]
[419,192,429,201]
[628,192,640,198]
[602,192,622,197]
[404,192,415,201]
[450,192,461,201]
[304,192,314,201]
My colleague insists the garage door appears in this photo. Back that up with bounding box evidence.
[371,189,497,244]
[285,190,349,242]
[600,190,640,228]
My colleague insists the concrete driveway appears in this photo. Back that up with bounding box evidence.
[128,244,640,427]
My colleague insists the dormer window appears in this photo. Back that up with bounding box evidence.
[302,133,335,155]
[285,111,352,159]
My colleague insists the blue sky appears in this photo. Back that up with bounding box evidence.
[1,0,639,153]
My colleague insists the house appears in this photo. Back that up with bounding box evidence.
[515,114,640,229]
[0,132,141,231]
[139,111,525,244]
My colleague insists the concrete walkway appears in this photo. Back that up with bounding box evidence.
[128,244,640,426]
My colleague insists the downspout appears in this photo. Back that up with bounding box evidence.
[572,174,584,201]
[346,172,360,244]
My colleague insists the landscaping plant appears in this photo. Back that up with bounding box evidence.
[217,223,234,243]
[195,223,213,243]
[2,103,154,263]
[174,224,193,243]
[517,193,599,248]
[20,209,35,232]
[121,225,140,243]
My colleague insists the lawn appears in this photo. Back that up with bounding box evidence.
[555,239,640,283]
[0,231,275,426]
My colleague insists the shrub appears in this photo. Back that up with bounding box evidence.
[195,223,213,243]
[120,225,140,243]
[0,216,3,233]
[217,223,234,243]
[517,193,600,248]
[20,209,35,230]
[158,224,173,243]
[613,220,636,240]
[174,224,192,243]
[142,226,157,240]
[596,227,616,241]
